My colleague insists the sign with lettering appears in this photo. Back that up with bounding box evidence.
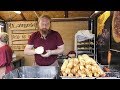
[7,21,37,50]
[7,21,38,30]
[11,34,31,41]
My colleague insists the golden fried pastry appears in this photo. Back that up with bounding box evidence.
[82,54,89,59]
[81,74,86,78]
[65,68,71,74]
[75,73,80,78]
[73,58,79,66]
[74,65,79,71]
[61,65,66,72]
[77,70,82,76]
[79,60,85,66]
[88,73,93,77]
[67,62,73,69]
[94,72,100,77]
[62,72,67,77]
[78,55,84,61]
[79,65,85,70]
[60,54,105,78]
[68,73,74,78]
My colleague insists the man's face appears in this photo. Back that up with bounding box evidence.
[39,17,51,34]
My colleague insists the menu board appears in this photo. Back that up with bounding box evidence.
[7,21,38,51]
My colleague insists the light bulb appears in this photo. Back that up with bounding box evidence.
[94,11,99,13]
[13,11,21,14]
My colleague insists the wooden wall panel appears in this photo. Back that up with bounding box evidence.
[51,21,88,54]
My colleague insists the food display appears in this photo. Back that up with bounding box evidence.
[60,54,105,78]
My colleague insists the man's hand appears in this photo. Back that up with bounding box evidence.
[35,46,44,54]
[41,50,52,57]
[41,45,64,57]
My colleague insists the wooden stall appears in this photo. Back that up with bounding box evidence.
[6,19,88,66]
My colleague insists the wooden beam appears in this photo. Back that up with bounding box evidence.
[5,17,90,22]
[64,11,68,18]
[52,17,90,22]
[20,12,26,20]
[7,11,26,21]
[7,14,17,21]
[90,11,105,18]
[33,11,39,18]
[90,11,95,16]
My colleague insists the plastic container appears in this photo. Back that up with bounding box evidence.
[2,66,59,79]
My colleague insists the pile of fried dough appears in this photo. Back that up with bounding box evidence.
[60,54,106,78]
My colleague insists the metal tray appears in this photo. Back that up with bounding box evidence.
[2,66,59,79]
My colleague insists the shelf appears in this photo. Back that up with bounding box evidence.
[75,31,95,60]
[77,51,91,53]
[77,39,94,42]
[77,42,94,45]
[77,47,93,50]
[77,45,94,47]
[77,51,94,55]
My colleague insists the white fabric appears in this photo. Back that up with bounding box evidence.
[76,30,94,42]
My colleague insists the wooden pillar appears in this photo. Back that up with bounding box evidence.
[64,11,68,18]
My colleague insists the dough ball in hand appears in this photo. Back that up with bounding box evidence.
[35,46,44,54]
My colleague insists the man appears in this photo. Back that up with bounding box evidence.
[0,32,13,79]
[24,15,64,66]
